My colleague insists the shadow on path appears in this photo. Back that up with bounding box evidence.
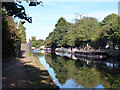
[19,50,26,58]
[24,64,59,88]
[2,57,31,88]
[2,43,59,89]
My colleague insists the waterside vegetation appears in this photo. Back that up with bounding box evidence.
[44,14,120,52]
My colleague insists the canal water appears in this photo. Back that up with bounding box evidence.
[33,50,120,88]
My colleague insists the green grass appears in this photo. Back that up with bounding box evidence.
[24,55,59,89]
[29,43,31,56]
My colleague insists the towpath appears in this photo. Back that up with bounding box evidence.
[2,43,58,89]
[2,43,31,88]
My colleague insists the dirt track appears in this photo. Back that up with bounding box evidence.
[2,43,31,88]
[2,43,58,89]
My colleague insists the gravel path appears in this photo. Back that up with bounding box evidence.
[2,43,31,88]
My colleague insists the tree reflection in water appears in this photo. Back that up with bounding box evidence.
[35,51,120,88]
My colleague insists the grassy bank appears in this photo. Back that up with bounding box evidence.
[24,48,59,88]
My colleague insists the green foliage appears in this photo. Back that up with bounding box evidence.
[30,36,44,48]
[45,55,72,85]
[2,1,43,23]
[2,9,21,57]
[74,67,101,88]
[44,38,52,47]
[2,1,43,57]
[45,17,71,48]
[44,53,120,88]
[67,17,99,47]
[92,13,120,49]
[35,52,45,57]
[17,21,27,43]
[45,17,100,48]
[112,75,120,88]
[2,8,27,58]
[45,13,120,50]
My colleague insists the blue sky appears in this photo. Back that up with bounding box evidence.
[16,1,119,42]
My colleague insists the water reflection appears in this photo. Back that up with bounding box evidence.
[33,50,120,88]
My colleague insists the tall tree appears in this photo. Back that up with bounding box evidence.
[45,17,71,48]
[2,1,43,58]
[2,9,21,57]
[67,17,99,47]
[97,13,120,49]
[17,21,26,43]
[45,13,120,50]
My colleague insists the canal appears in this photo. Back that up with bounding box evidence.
[33,50,120,88]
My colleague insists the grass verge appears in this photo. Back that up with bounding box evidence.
[24,53,59,89]
[29,43,31,56]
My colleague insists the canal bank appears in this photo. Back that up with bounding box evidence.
[24,52,59,88]
[33,50,120,88]
[2,43,59,88]
[24,43,59,88]
[38,47,120,59]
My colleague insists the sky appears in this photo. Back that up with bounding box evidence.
[16,0,119,42]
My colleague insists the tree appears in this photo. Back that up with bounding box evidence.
[17,21,26,43]
[53,17,71,47]
[96,13,120,49]
[2,1,43,23]
[45,13,120,50]
[44,38,52,48]
[67,17,99,47]
[2,1,43,58]
[30,36,44,48]
[45,17,71,48]
[2,9,21,57]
